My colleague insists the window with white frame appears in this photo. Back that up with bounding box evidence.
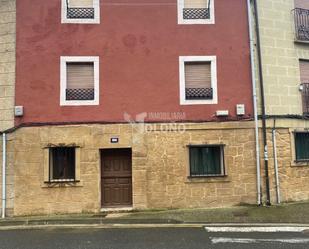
[60,56,99,106]
[179,56,217,105]
[61,0,100,24]
[177,0,215,24]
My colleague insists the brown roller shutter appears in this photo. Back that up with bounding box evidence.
[295,0,309,9]
[184,0,208,8]
[66,62,94,89]
[300,60,309,83]
[69,0,93,7]
[185,62,211,88]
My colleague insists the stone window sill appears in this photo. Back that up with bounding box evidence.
[291,161,309,167]
[41,180,83,188]
[185,175,230,184]
[295,39,309,45]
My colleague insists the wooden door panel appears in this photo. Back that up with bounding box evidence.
[101,149,132,207]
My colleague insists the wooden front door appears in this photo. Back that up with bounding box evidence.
[101,149,132,207]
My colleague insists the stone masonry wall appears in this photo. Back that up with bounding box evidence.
[257,0,302,115]
[0,0,15,131]
[7,122,258,216]
[266,127,309,204]
[1,122,309,216]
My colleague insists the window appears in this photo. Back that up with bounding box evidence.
[179,56,217,105]
[178,0,215,24]
[49,147,76,182]
[189,145,225,177]
[61,0,100,24]
[295,132,309,162]
[299,60,309,115]
[60,56,99,106]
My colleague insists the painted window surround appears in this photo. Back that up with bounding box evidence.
[177,0,215,25]
[60,56,100,106]
[179,56,218,105]
[61,0,100,24]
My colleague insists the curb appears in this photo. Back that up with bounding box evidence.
[0,220,309,230]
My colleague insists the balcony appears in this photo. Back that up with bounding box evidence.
[301,83,309,116]
[185,87,213,100]
[293,8,309,42]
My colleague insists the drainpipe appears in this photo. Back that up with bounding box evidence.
[252,0,271,206]
[272,120,281,204]
[247,0,262,205]
[2,133,6,218]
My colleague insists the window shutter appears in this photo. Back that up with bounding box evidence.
[184,0,208,8]
[69,0,93,7]
[300,60,309,83]
[185,62,211,88]
[66,62,94,89]
[295,0,309,9]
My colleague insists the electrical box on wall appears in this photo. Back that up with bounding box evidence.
[14,106,24,117]
[236,104,245,116]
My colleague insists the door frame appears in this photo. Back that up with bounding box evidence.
[100,148,133,208]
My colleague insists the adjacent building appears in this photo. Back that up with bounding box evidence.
[254,0,309,204]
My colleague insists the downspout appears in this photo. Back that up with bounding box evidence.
[272,120,281,204]
[2,133,6,218]
[252,0,271,206]
[247,0,262,205]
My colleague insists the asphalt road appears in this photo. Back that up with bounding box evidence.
[0,227,308,249]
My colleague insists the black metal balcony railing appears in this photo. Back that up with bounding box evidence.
[186,87,213,100]
[293,8,309,41]
[301,83,309,116]
[67,7,95,19]
[183,8,210,20]
[66,88,94,101]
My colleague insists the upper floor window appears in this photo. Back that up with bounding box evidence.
[299,60,309,116]
[177,0,215,25]
[179,56,217,105]
[60,56,99,106]
[61,0,100,24]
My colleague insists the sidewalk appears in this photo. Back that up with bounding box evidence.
[1,201,309,228]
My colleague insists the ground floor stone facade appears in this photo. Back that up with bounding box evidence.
[0,120,308,216]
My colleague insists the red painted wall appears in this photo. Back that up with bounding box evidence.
[16,0,253,124]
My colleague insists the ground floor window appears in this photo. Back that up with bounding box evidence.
[189,145,225,177]
[295,132,309,162]
[49,147,76,181]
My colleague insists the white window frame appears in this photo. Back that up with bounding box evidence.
[61,0,100,24]
[60,56,99,106]
[177,0,215,25]
[179,56,218,105]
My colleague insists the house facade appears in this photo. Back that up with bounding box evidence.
[0,0,308,217]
